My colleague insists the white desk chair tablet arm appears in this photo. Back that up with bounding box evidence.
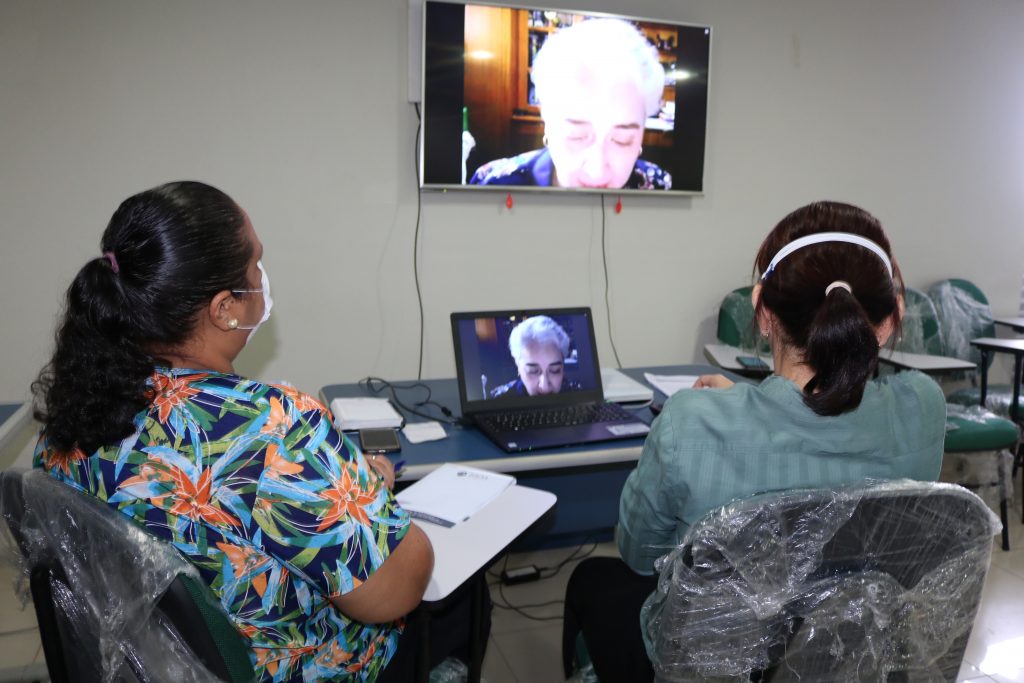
[415,485,556,602]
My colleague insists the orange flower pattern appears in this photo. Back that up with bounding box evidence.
[35,368,410,681]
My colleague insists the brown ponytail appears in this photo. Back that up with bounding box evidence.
[754,202,903,416]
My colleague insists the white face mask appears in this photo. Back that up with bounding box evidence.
[233,260,273,343]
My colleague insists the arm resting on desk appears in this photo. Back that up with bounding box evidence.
[332,523,434,623]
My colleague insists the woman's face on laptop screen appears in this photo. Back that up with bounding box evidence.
[517,341,565,395]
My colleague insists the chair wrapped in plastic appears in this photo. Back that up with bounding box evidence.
[641,480,1000,683]
[718,287,769,353]
[0,468,255,683]
[895,287,945,356]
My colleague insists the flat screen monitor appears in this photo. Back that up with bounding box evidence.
[421,1,712,195]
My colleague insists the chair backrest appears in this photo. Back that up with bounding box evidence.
[928,278,995,365]
[641,480,999,683]
[718,287,768,352]
[0,469,255,683]
[897,286,945,356]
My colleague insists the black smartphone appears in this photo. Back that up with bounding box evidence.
[359,428,402,454]
[736,355,770,371]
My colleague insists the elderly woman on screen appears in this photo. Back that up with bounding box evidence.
[490,315,582,397]
[30,181,453,682]
[470,18,671,190]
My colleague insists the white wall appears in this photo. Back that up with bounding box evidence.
[2,0,1024,406]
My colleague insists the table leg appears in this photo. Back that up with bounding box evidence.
[416,609,431,683]
[468,575,484,683]
[979,350,991,407]
[1012,354,1023,424]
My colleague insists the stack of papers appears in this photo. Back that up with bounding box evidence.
[601,367,654,403]
[396,463,515,527]
[330,398,404,431]
[643,373,701,397]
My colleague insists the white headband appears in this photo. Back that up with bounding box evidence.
[760,232,893,280]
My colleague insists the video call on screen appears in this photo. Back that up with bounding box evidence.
[456,313,599,403]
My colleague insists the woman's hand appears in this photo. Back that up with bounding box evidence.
[693,374,734,390]
[367,454,396,490]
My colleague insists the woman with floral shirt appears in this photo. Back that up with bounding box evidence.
[32,181,434,681]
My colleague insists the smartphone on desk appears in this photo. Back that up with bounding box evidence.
[736,355,770,371]
[359,428,402,454]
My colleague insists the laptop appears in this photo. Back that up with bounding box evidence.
[450,307,651,453]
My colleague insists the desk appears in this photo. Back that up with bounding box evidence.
[970,338,1024,422]
[413,485,556,682]
[0,402,31,452]
[321,365,732,546]
[994,316,1024,333]
[876,349,976,374]
[703,343,773,374]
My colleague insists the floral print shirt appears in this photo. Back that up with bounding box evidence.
[35,368,411,682]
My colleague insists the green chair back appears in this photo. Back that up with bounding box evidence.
[717,286,768,352]
[897,287,944,356]
[928,279,995,366]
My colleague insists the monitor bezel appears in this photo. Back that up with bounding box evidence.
[420,0,713,197]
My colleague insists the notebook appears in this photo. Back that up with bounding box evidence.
[450,307,651,453]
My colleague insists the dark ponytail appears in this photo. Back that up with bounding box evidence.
[33,181,252,455]
[755,202,902,416]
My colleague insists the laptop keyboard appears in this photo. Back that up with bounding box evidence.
[477,402,634,433]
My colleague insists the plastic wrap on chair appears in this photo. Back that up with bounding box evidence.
[1,469,223,683]
[640,480,1000,683]
[943,449,1015,510]
[719,290,769,353]
[929,281,994,365]
[896,287,944,356]
[947,386,1023,422]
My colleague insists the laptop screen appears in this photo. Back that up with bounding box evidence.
[451,308,604,415]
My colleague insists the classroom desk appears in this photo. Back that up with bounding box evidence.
[994,316,1024,333]
[971,337,1024,423]
[412,484,556,682]
[0,402,31,453]
[321,364,733,546]
[703,343,976,376]
[876,349,976,374]
[703,343,773,375]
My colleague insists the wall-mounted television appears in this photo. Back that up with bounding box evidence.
[420,0,712,195]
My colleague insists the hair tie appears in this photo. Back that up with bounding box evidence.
[102,251,119,274]
[825,280,852,296]
[761,232,893,281]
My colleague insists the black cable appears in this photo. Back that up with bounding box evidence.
[413,103,425,380]
[493,582,565,621]
[601,195,623,368]
[359,376,460,425]
[538,538,598,579]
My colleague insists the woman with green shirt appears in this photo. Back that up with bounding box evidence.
[562,201,946,683]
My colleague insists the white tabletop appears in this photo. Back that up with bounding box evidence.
[971,337,1024,353]
[993,317,1024,332]
[703,344,774,372]
[877,348,976,372]
[417,484,556,602]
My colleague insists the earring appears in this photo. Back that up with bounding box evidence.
[227,318,238,329]
[542,135,549,147]
[760,328,769,338]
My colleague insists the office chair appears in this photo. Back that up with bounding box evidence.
[717,286,766,352]
[930,279,1019,415]
[895,286,945,356]
[642,480,1000,682]
[0,468,255,683]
